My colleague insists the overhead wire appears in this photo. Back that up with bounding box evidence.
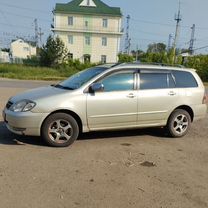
[0,2,49,14]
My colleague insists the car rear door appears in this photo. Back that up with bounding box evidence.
[137,69,179,125]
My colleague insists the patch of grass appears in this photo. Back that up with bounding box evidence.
[0,64,79,80]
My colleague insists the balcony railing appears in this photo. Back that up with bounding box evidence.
[52,25,123,35]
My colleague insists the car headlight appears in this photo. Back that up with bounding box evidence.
[10,100,36,112]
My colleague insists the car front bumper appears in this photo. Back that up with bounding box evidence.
[2,108,48,136]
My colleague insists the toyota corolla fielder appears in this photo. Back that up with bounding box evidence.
[2,63,207,147]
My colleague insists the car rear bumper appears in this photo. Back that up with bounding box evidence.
[193,104,207,121]
[2,108,48,136]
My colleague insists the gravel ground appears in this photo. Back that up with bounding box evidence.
[0,79,207,208]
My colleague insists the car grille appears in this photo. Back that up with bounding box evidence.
[6,101,13,109]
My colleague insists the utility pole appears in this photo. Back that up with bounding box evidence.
[124,15,131,54]
[167,34,172,51]
[173,1,182,63]
[38,27,44,47]
[189,24,196,55]
[136,44,139,61]
[34,19,39,48]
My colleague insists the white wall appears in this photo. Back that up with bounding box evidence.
[11,39,36,60]
[54,13,122,63]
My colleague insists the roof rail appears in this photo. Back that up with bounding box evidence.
[131,61,185,68]
[99,63,122,68]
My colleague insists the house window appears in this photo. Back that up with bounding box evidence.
[85,36,91,45]
[23,47,29,51]
[85,20,89,27]
[101,55,107,63]
[68,35,73,44]
[102,37,107,46]
[103,19,108,28]
[84,54,91,63]
[68,16,73,26]
[68,53,73,60]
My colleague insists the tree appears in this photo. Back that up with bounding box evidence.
[118,53,134,63]
[147,43,167,53]
[131,50,144,61]
[1,48,10,53]
[39,35,69,67]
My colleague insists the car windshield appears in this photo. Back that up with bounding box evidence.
[55,66,108,90]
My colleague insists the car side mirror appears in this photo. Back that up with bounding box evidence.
[89,83,104,93]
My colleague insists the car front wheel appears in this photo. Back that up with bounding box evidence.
[41,113,79,147]
[167,109,191,138]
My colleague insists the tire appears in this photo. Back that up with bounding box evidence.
[41,113,79,147]
[167,109,191,138]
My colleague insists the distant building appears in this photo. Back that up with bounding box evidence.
[52,0,123,63]
[0,51,10,63]
[10,39,36,63]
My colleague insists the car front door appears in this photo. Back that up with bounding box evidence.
[87,70,138,130]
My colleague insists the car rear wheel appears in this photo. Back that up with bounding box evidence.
[41,113,79,147]
[167,109,191,138]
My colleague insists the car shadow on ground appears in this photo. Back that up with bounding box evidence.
[0,121,44,146]
[0,121,171,147]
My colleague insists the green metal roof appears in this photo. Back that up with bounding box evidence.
[54,0,122,17]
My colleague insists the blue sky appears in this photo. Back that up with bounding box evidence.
[0,0,208,53]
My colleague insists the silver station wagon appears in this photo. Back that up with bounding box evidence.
[2,63,207,147]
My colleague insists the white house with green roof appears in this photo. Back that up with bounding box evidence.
[52,0,123,63]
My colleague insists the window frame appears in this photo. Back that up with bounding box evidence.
[68,16,74,26]
[85,36,91,45]
[91,69,138,93]
[102,18,108,28]
[102,37,107,46]
[85,20,89,27]
[138,69,175,90]
[68,35,74,44]
[171,70,198,88]
[101,55,107,64]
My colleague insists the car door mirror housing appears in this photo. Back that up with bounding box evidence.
[89,83,104,93]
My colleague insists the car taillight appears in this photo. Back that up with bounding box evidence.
[203,93,208,104]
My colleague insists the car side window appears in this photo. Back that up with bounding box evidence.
[100,71,134,92]
[171,70,198,88]
[140,73,169,90]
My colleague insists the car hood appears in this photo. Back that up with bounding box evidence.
[10,85,71,103]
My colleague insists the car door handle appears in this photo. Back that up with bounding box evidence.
[127,93,136,98]
[168,91,176,96]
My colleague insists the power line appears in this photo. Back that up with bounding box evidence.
[0,2,49,14]
[131,36,166,43]
[1,10,51,23]
[0,9,13,28]
[131,17,208,31]
[0,22,34,30]
[193,45,208,52]
[131,28,168,37]
[0,22,50,33]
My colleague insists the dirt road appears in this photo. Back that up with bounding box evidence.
[0,79,208,208]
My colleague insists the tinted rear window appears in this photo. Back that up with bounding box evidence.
[172,71,198,88]
[140,73,168,90]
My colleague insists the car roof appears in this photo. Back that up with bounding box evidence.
[107,62,196,72]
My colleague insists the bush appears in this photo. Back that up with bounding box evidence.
[118,53,134,63]
[185,55,208,82]
[23,56,40,66]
